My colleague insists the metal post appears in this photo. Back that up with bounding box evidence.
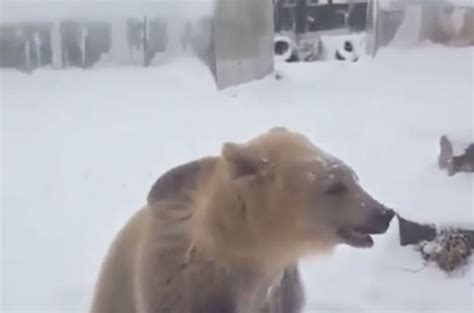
[143,16,149,67]
[365,0,379,57]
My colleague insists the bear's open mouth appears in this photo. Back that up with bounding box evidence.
[337,226,375,248]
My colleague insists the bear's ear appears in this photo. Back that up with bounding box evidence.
[222,142,269,180]
[269,126,289,133]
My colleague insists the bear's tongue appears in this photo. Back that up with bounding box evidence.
[337,227,374,248]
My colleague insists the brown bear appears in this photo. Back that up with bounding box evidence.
[90,127,394,313]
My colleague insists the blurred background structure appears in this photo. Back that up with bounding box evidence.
[1,0,473,85]
[368,0,474,55]
[0,1,212,71]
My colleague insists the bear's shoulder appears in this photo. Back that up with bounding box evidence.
[147,157,218,206]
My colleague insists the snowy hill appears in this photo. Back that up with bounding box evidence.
[2,44,473,312]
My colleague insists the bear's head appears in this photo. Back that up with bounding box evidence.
[192,127,395,271]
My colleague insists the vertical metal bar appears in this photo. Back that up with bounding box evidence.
[365,0,379,57]
[373,0,380,57]
[24,36,31,72]
[143,16,149,67]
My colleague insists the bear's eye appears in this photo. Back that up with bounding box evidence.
[325,182,347,195]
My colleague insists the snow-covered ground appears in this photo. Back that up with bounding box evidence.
[1,45,473,312]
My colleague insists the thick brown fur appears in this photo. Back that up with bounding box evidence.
[90,127,394,313]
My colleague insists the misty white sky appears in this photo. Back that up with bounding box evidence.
[1,0,215,2]
[2,0,473,23]
[1,0,217,22]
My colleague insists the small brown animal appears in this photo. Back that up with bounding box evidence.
[438,135,474,176]
[90,127,394,313]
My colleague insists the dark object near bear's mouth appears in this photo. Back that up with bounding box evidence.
[337,226,375,248]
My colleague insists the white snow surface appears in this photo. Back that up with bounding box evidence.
[1,45,474,312]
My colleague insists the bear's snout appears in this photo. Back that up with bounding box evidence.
[363,206,395,234]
